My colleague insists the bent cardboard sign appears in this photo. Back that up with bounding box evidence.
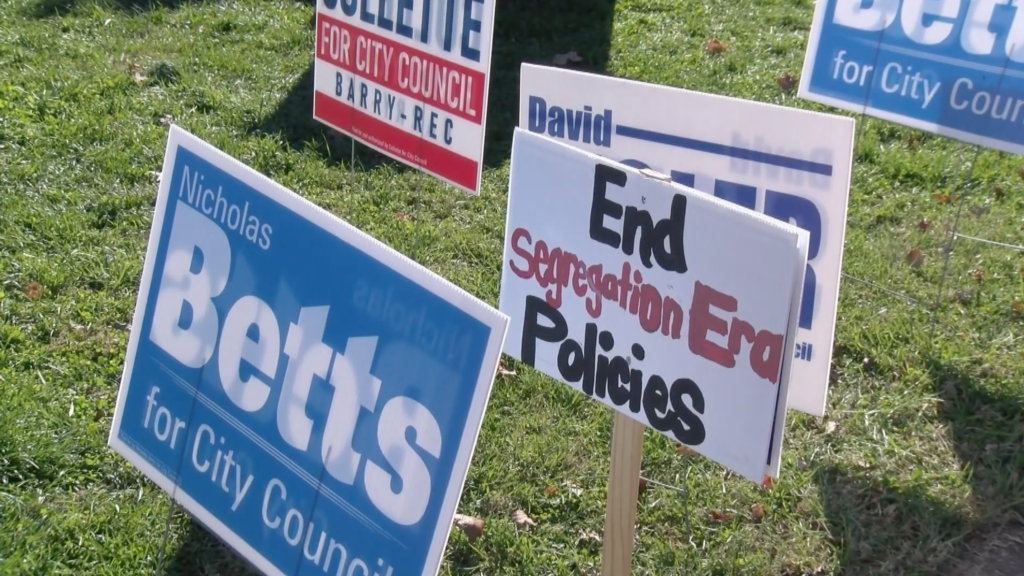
[519,63,854,418]
[800,0,1024,155]
[499,128,809,483]
[313,0,496,194]
[108,126,509,576]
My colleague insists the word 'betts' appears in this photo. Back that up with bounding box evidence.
[521,296,706,446]
[148,201,441,527]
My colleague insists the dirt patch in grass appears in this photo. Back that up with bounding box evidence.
[950,524,1024,576]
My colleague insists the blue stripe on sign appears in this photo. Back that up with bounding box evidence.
[614,124,834,177]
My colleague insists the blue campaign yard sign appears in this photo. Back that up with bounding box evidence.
[800,0,1024,154]
[108,126,508,576]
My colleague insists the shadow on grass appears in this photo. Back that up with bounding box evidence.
[814,464,966,575]
[815,357,1024,575]
[249,0,616,173]
[928,359,1024,520]
[164,520,260,576]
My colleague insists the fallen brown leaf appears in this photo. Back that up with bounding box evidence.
[497,365,517,377]
[128,62,147,84]
[542,485,558,497]
[395,212,411,222]
[777,74,795,91]
[705,39,726,54]
[710,510,734,523]
[906,248,925,268]
[995,186,1005,200]
[1012,300,1023,314]
[552,51,584,67]
[917,219,931,232]
[638,477,649,495]
[972,269,984,283]
[762,476,774,490]
[933,193,952,204]
[513,509,536,530]
[675,445,697,457]
[751,503,766,522]
[453,514,484,542]
[951,289,973,304]
[23,281,42,300]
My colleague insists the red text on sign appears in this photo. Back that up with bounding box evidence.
[508,227,785,385]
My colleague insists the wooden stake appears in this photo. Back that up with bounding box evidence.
[601,412,645,576]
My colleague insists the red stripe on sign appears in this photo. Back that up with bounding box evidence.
[315,12,486,125]
[314,91,479,192]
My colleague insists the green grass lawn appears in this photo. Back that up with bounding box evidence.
[2,0,1023,574]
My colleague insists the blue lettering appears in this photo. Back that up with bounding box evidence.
[621,159,650,170]
[525,97,613,147]
[670,171,695,188]
[377,0,394,31]
[396,0,414,38]
[714,180,756,210]
[414,105,424,133]
[528,96,547,133]
[764,190,821,330]
[443,0,456,53]
[460,0,483,62]
[360,0,374,25]
[764,191,821,261]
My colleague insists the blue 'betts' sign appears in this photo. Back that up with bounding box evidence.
[108,126,508,576]
[800,0,1024,154]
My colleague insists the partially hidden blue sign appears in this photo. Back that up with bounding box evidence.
[108,126,509,576]
[800,0,1024,154]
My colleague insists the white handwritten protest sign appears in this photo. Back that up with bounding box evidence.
[499,128,809,483]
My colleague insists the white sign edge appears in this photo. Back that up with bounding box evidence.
[766,228,811,479]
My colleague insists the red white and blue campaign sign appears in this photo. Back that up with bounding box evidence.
[518,64,854,419]
[499,129,809,483]
[800,0,1024,154]
[312,0,495,195]
[108,126,509,576]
